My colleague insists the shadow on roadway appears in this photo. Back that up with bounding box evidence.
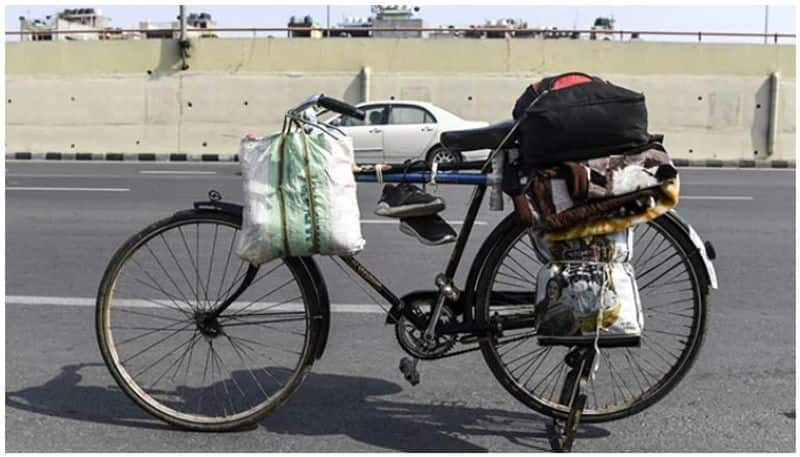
[6,363,610,451]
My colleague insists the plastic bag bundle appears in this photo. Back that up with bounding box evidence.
[236,124,365,265]
[533,229,643,347]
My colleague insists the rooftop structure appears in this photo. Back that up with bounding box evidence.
[18,8,114,41]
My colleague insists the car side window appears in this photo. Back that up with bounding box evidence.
[388,106,436,125]
[339,105,387,127]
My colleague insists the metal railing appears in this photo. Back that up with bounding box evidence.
[6,26,796,43]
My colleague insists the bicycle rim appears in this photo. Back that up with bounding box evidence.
[96,210,318,430]
[478,215,707,422]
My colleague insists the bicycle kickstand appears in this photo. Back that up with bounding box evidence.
[549,348,595,453]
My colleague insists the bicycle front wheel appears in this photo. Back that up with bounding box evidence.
[476,214,708,423]
[96,209,322,431]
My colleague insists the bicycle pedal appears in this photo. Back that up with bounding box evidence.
[398,357,420,386]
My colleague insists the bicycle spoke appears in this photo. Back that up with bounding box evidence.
[148,331,201,390]
[482,217,705,419]
[160,233,201,304]
[224,333,302,356]
[221,335,289,390]
[547,362,566,402]
[178,226,212,307]
[120,322,194,364]
[519,347,556,389]
[639,286,693,298]
[504,253,539,284]
[144,243,193,305]
[206,224,219,307]
[623,348,648,394]
[224,333,272,402]
[113,319,193,347]
[196,223,208,305]
[171,329,200,383]
[226,277,296,318]
[496,269,530,287]
[127,258,195,316]
[528,357,564,393]
[215,229,239,305]
[212,261,250,309]
[114,307,188,323]
[511,243,541,266]
[128,326,198,379]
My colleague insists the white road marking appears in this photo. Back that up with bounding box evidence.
[681,196,753,200]
[140,170,217,175]
[361,219,487,226]
[5,295,386,314]
[678,166,794,171]
[6,186,130,192]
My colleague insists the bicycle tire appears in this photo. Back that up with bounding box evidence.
[476,214,708,423]
[96,209,322,431]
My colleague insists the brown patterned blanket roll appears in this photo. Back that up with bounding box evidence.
[517,144,679,241]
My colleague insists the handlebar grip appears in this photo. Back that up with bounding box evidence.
[318,95,365,121]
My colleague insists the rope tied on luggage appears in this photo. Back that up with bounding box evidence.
[375,163,385,185]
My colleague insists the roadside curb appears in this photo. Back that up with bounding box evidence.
[6,152,795,168]
[6,152,240,162]
[671,158,795,168]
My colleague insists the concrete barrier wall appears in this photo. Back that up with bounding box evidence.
[6,38,795,160]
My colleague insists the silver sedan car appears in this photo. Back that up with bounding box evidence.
[326,100,489,163]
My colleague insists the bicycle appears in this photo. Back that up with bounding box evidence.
[95,93,718,451]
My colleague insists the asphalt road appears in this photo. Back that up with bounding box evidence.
[5,161,796,452]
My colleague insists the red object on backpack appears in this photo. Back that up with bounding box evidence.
[532,74,593,92]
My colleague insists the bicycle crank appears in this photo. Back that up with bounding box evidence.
[395,297,457,360]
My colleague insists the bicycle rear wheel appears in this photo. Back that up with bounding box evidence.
[96,209,322,431]
[476,214,708,423]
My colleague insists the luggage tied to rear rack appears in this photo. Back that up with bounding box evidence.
[503,72,679,241]
[516,143,679,241]
[514,146,677,347]
[236,121,365,265]
[501,72,680,347]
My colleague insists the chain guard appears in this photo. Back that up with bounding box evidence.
[395,297,457,360]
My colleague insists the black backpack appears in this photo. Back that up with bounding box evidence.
[512,72,650,167]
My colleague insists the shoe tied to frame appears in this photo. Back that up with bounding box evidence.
[374,183,446,218]
[399,214,457,246]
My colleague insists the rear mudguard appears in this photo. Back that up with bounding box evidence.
[665,210,718,290]
[463,210,718,320]
[191,199,331,360]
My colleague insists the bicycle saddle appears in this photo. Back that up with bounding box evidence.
[441,119,517,152]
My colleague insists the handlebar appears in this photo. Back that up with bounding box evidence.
[288,93,365,121]
[318,95,366,121]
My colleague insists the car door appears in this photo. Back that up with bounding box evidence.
[382,105,438,161]
[333,104,388,162]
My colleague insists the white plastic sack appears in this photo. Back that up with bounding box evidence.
[236,126,365,265]
[533,229,643,346]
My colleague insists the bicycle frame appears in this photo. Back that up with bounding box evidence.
[213,96,528,336]
[340,161,493,333]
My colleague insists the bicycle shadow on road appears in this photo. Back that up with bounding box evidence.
[263,368,610,452]
[6,363,177,432]
[6,363,610,451]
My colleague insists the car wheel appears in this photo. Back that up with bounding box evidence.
[427,147,462,164]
